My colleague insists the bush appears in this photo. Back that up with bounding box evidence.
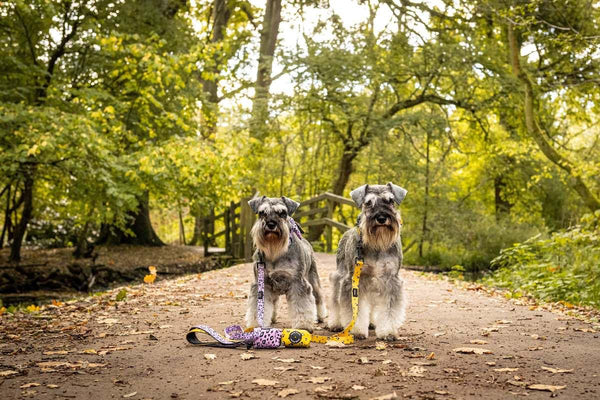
[404,213,539,273]
[483,212,600,308]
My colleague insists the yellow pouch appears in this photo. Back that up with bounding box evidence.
[281,329,311,347]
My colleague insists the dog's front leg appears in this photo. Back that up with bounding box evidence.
[286,278,317,332]
[372,277,406,340]
[245,283,259,329]
[350,295,371,340]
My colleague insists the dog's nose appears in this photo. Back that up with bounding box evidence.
[266,220,277,230]
[376,214,387,224]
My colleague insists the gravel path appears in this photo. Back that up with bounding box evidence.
[1,253,599,399]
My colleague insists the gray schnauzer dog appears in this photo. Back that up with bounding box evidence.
[245,196,327,332]
[328,183,407,340]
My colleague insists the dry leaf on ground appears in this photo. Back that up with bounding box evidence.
[277,388,299,398]
[308,377,331,384]
[375,342,387,350]
[0,370,19,377]
[252,379,278,386]
[240,353,256,360]
[541,366,573,374]
[369,392,398,400]
[453,347,493,355]
[20,383,40,388]
[277,358,300,363]
[123,392,137,398]
[325,341,345,348]
[528,384,566,392]
[494,368,519,372]
[352,385,366,390]
[204,354,216,360]
[469,339,488,345]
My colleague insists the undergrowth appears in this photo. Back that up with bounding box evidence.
[482,212,600,309]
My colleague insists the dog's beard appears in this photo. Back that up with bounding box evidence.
[359,212,400,251]
[251,220,290,261]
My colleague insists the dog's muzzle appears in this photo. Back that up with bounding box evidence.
[264,220,281,236]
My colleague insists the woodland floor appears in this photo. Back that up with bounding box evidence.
[1,253,599,400]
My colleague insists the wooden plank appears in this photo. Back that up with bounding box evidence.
[294,206,328,219]
[301,218,352,232]
[323,192,356,207]
[213,230,226,238]
[298,193,327,208]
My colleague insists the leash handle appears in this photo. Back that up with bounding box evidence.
[256,260,266,328]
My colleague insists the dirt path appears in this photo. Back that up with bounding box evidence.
[1,253,599,399]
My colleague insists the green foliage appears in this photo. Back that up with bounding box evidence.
[115,288,127,302]
[484,212,600,307]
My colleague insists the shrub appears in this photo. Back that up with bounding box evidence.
[483,212,600,308]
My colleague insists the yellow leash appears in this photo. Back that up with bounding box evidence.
[309,257,363,345]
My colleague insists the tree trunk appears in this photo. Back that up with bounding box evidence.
[249,0,282,139]
[507,24,600,212]
[0,185,12,249]
[494,176,511,220]
[10,174,34,262]
[419,130,430,258]
[97,192,164,246]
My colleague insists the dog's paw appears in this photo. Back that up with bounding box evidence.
[368,323,376,330]
[293,322,315,333]
[381,334,398,342]
[327,325,344,332]
[354,333,367,340]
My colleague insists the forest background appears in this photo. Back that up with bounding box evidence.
[1,0,599,308]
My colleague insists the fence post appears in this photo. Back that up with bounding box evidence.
[326,199,334,252]
[240,197,256,261]
[225,203,231,254]
[203,216,210,256]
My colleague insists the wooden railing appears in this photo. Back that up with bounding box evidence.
[201,192,358,260]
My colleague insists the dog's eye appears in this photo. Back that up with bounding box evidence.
[278,211,287,218]
[365,200,373,207]
[385,198,394,204]
[258,211,266,218]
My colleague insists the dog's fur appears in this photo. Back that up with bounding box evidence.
[328,183,407,340]
[245,196,327,332]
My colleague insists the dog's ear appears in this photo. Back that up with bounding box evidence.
[350,184,369,207]
[281,197,300,215]
[248,196,266,214]
[387,182,407,204]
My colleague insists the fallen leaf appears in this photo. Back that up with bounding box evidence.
[43,350,69,355]
[148,266,157,275]
[406,366,426,377]
[310,365,324,370]
[277,358,300,363]
[469,339,488,345]
[277,388,299,397]
[426,352,435,360]
[541,366,573,374]
[352,385,366,390]
[218,381,237,385]
[494,368,519,372]
[229,391,243,398]
[79,349,97,355]
[314,386,334,393]
[252,379,278,386]
[99,318,119,324]
[527,384,566,392]
[434,391,450,395]
[452,347,493,355]
[123,392,137,398]
[496,320,512,324]
[143,274,156,284]
[204,354,216,361]
[375,342,387,350]
[433,332,446,337]
[307,377,331,384]
[46,384,59,389]
[359,357,372,364]
[507,381,527,387]
[382,359,392,365]
[369,392,397,400]
[20,383,40,388]
[274,366,295,372]
[325,340,345,348]
[240,353,256,360]
[486,362,497,366]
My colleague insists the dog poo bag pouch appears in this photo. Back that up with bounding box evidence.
[281,329,311,347]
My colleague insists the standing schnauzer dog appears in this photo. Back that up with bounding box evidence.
[245,196,327,332]
[328,183,407,340]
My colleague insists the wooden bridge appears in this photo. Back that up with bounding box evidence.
[199,193,360,261]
